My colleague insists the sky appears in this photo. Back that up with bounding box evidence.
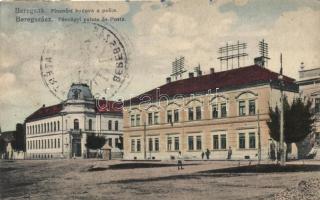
[0,0,320,131]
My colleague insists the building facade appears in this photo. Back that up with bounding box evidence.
[296,66,320,158]
[123,65,299,160]
[25,83,123,159]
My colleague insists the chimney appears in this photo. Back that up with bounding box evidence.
[254,57,264,67]
[189,72,194,78]
[166,77,171,83]
[42,104,45,108]
[198,70,202,76]
[210,68,215,74]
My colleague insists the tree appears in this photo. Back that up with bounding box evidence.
[267,96,315,143]
[86,134,106,150]
[11,123,25,151]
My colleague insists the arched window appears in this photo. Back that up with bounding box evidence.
[44,123,46,133]
[41,124,43,133]
[108,120,112,130]
[54,122,56,132]
[115,121,119,131]
[47,123,49,132]
[57,121,60,131]
[50,122,53,132]
[74,119,79,130]
[88,119,92,131]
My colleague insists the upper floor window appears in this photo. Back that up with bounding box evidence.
[221,103,227,118]
[188,108,194,121]
[167,110,172,123]
[239,101,246,116]
[174,109,179,122]
[136,114,140,126]
[74,119,79,130]
[212,104,218,118]
[108,120,112,130]
[131,115,135,127]
[249,100,256,115]
[88,119,92,131]
[54,122,56,132]
[154,112,159,124]
[115,121,119,131]
[57,121,60,131]
[148,113,153,125]
[196,106,202,120]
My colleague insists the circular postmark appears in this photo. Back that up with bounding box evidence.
[40,22,130,101]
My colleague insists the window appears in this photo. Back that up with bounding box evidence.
[41,124,43,133]
[57,121,60,131]
[155,138,159,151]
[136,139,141,152]
[249,100,256,115]
[58,138,60,148]
[220,134,226,149]
[87,119,92,131]
[136,114,140,126]
[148,113,153,125]
[315,98,320,113]
[54,139,57,148]
[196,136,202,150]
[148,138,153,151]
[188,136,194,150]
[54,122,56,131]
[239,133,246,149]
[115,121,119,131]
[188,108,194,121]
[154,112,159,124]
[249,132,256,148]
[108,120,112,130]
[74,119,79,130]
[213,135,219,149]
[221,103,227,118]
[131,139,135,152]
[174,137,179,150]
[174,109,179,122]
[239,101,246,116]
[212,104,218,118]
[47,123,49,132]
[108,138,112,147]
[51,139,53,149]
[167,137,172,151]
[50,122,53,132]
[196,106,202,120]
[131,115,135,126]
[41,140,43,149]
[167,110,172,123]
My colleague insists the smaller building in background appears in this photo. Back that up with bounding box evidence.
[296,65,320,158]
[25,83,123,159]
[0,123,25,159]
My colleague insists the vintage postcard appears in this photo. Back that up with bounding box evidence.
[0,0,319,199]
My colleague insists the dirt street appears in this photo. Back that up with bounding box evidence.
[0,159,319,200]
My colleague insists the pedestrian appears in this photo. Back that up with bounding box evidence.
[205,149,210,160]
[201,152,205,160]
[227,146,232,160]
[177,151,183,170]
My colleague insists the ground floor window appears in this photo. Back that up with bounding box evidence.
[188,136,194,150]
[249,132,256,148]
[174,137,179,150]
[239,133,246,149]
[196,136,202,150]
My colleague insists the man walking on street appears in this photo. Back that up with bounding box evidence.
[177,151,184,170]
[227,146,232,160]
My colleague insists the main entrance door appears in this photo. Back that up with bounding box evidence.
[72,139,81,157]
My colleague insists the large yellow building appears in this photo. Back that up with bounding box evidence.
[123,65,299,160]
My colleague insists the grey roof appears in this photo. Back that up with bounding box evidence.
[67,83,93,100]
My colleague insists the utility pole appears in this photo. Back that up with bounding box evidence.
[279,53,286,166]
[143,122,146,160]
[257,110,261,164]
